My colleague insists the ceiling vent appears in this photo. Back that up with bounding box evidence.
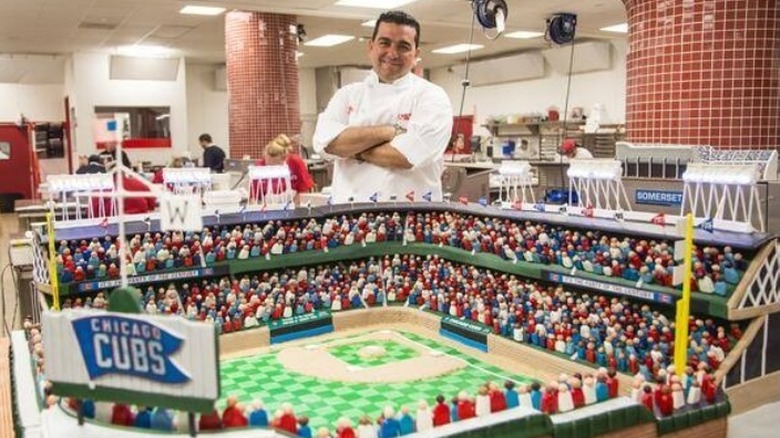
[151,25,196,39]
[78,21,118,31]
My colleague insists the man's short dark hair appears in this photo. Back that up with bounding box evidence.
[372,10,420,48]
[199,133,212,143]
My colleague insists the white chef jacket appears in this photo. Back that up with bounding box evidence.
[313,70,453,203]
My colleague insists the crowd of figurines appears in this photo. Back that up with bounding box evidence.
[27,291,723,438]
[59,256,738,381]
[54,211,747,295]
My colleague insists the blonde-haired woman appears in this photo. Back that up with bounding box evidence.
[252,134,314,206]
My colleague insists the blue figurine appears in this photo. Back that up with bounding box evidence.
[380,408,402,438]
[398,407,414,435]
[723,266,740,284]
[82,399,95,419]
[248,401,269,427]
[151,407,175,431]
[595,378,609,402]
[505,381,520,408]
[450,397,459,422]
[135,407,153,428]
[530,383,542,410]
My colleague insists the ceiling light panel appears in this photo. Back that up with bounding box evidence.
[180,5,226,16]
[600,23,628,33]
[336,0,418,9]
[432,44,484,54]
[505,30,544,39]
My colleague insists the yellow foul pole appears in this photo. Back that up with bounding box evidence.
[46,212,61,311]
[674,213,694,375]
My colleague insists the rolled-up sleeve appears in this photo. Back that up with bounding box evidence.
[312,86,353,158]
[391,86,453,169]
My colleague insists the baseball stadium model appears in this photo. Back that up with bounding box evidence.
[9,201,780,438]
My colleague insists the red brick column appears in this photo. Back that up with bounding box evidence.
[225,11,300,159]
[624,0,780,148]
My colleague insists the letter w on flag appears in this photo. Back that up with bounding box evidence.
[161,194,202,232]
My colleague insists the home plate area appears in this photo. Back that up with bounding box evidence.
[219,330,533,431]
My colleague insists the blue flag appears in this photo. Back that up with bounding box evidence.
[422,190,433,202]
[283,201,292,211]
[369,192,379,203]
[478,196,488,207]
[72,315,190,384]
[697,218,714,233]
[533,202,546,212]
[326,196,333,205]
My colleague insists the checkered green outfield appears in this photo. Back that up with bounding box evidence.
[328,339,420,368]
[219,331,534,432]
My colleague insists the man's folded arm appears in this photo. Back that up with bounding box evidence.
[358,143,412,170]
[324,125,395,158]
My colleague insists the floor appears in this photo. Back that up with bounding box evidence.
[0,212,778,436]
[728,402,780,438]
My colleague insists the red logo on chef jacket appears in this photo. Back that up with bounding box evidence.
[347,105,355,115]
[397,113,411,121]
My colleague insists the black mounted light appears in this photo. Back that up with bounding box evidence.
[546,13,578,45]
[473,0,508,31]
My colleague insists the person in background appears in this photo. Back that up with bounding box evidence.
[556,138,593,161]
[100,140,132,168]
[76,154,106,174]
[199,133,226,173]
[152,156,184,184]
[312,10,452,203]
[446,133,467,154]
[90,167,157,216]
[252,134,314,206]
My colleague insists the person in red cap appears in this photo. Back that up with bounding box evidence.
[222,395,248,428]
[110,403,135,426]
[277,402,298,434]
[432,395,451,426]
[199,408,223,430]
[557,139,593,160]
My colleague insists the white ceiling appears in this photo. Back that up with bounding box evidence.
[0,0,627,75]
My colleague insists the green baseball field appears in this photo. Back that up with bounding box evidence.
[218,330,534,431]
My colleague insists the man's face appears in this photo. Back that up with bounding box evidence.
[368,22,419,83]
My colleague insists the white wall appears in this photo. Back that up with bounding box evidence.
[0,83,64,122]
[298,67,317,150]
[66,52,189,166]
[429,40,627,136]
[185,63,230,159]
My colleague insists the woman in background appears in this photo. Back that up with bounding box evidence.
[252,134,314,206]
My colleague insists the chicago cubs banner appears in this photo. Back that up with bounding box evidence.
[71,315,190,383]
[43,309,219,403]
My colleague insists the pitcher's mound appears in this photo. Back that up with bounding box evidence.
[358,345,387,359]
